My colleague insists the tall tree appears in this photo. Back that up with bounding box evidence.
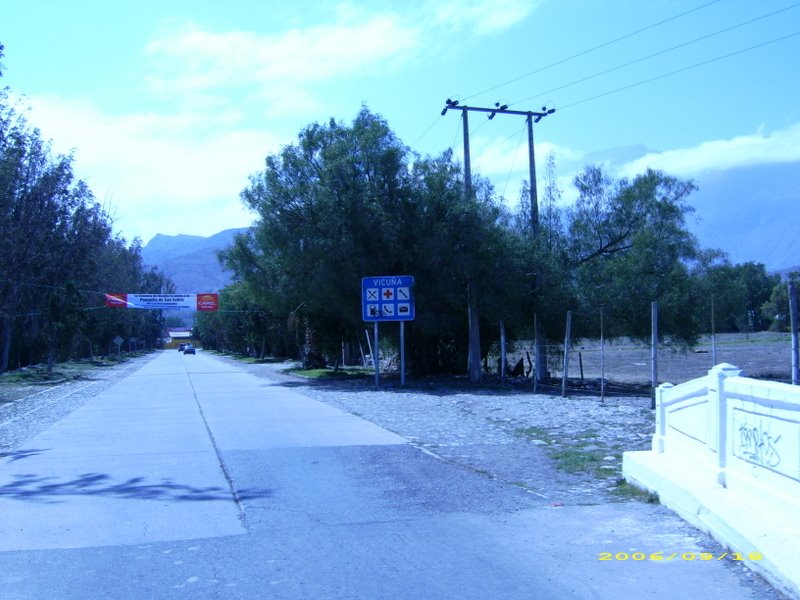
[565,166,701,344]
[224,108,521,375]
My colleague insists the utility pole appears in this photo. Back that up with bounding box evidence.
[527,113,540,236]
[441,100,555,385]
[441,100,555,234]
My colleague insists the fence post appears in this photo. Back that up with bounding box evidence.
[600,309,605,402]
[711,293,718,366]
[790,282,799,385]
[651,301,658,409]
[534,312,546,387]
[561,310,572,397]
[373,322,379,386]
[500,320,506,382]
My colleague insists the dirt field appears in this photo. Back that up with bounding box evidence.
[504,332,795,388]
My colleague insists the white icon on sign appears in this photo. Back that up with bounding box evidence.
[397,287,410,300]
[368,304,379,316]
[367,288,379,301]
[398,303,410,315]
[381,288,394,300]
[382,304,395,316]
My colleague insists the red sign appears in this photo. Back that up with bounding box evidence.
[196,293,219,311]
[105,293,128,308]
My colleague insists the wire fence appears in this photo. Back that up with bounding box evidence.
[488,332,794,395]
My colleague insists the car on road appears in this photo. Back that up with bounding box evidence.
[183,345,196,355]
[178,343,187,352]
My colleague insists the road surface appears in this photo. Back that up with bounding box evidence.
[0,351,780,599]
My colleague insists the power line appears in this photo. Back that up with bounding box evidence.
[558,30,800,111]
[409,115,443,150]
[449,115,463,154]
[463,0,723,102]
[501,127,528,199]
[471,124,527,168]
[510,3,800,108]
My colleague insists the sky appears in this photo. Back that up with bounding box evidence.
[2,0,800,260]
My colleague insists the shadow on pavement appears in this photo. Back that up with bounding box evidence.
[0,472,273,504]
[0,449,49,462]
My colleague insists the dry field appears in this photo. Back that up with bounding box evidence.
[504,332,794,389]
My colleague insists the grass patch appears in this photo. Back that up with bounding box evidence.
[286,367,372,380]
[0,352,151,386]
[514,425,555,444]
[611,478,660,503]
[0,366,79,385]
[551,448,606,473]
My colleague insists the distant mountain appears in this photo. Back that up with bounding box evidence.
[687,162,800,273]
[142,228,247,293]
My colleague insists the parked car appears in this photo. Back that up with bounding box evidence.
[183,345,196,355]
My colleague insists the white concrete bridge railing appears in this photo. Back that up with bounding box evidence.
[623,363,800,599]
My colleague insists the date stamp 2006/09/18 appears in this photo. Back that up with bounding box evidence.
[598,551,764,562]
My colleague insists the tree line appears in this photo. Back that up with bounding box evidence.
[0,45,173,373]
[196,107,791,378]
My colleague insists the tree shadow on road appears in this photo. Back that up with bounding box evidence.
[0,472,272,504]
[0,449,49,462]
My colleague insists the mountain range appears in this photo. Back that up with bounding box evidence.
[141,228,246,293]
[687,162,800,272]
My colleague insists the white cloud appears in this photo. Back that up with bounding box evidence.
[142,1,537,116]
[617,123,800,179]
[23,95,280,243]
[144,12,422,112]
[9,2,542,242]
[430,0,539,36]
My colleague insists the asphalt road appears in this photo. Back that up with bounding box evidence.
[0,351,779,599]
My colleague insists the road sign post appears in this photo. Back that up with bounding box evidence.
[362,275,415,386]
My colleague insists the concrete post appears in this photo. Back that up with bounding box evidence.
[708,363,742,487]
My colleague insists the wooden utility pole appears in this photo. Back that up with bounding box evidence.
[527,114,540,236]
[459,107,482,383]
[440,100,555,385]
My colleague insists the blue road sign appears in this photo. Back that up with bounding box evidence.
[362,275,415,322]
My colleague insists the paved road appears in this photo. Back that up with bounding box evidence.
[0,351,779,599]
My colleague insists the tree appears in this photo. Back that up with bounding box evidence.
[762,271,800,332]
[0,49,175,371]
[690,254,779,334]
[564,166,701,344]
[224,107,524,376]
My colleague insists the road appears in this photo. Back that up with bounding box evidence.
[0,350,779,599]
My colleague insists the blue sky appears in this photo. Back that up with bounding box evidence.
[3,0,799,254]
